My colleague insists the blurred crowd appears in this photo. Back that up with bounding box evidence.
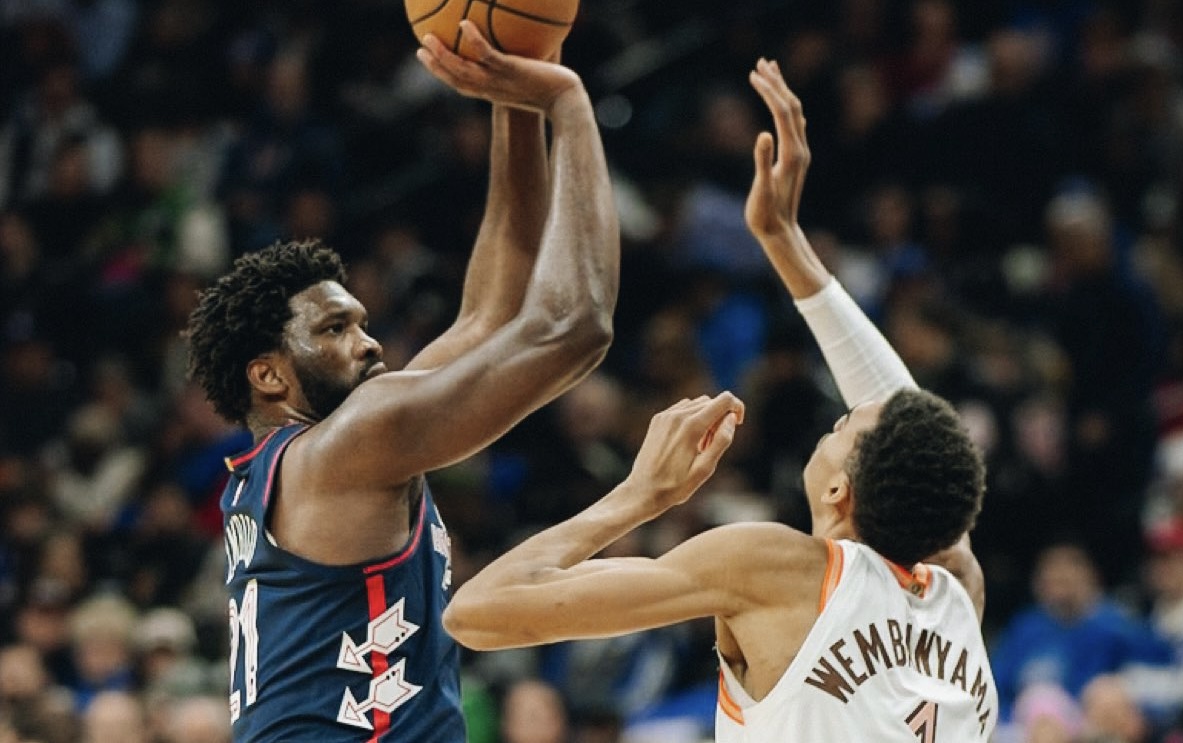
[2,0,1183,741]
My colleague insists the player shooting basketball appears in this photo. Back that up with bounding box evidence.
[186,25,616,741]
[444,59,996,743]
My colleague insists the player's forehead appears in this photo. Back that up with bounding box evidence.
[288,281,365,321]
[852,400,884,424]
[836,400,884,433]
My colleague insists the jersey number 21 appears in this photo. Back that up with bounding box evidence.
[229,579,259,721]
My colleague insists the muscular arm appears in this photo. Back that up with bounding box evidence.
[445,519,811,650]
[298,33,619,487]
[406,105,548,370]
[443,480,734,649]
[441,394,819,650]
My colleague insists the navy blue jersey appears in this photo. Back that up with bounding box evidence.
[221,424,465,742]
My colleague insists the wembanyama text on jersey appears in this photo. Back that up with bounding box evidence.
[717,539,997,742]
[222,424,465,742]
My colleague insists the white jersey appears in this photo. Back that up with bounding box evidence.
[716,539,997,742]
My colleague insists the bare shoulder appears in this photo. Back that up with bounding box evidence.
[668,522,830,608]
[707,521,824,561]
[317,369,436,437]
[283,370,435,487]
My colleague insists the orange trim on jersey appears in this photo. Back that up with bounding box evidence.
[717,671,745,725]
[818,539,845,612]
[885,558,931,598]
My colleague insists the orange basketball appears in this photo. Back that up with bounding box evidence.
[405,0,579,60]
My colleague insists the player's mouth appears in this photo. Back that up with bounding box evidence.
[364,362,388,380]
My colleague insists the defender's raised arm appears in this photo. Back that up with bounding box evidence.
[747,59,914,407]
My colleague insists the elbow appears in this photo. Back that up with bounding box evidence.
[442,600,520,652]
[579,310,614,360]
[521,305,614,367]
[441,600,481,649]
[563,304,614,358]
[440,602,470,646]
[564,315,613,379]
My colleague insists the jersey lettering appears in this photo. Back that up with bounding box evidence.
[229,578,260,722]
[804,616,992,726]
[225,513,258,584]
[431,523,452,590]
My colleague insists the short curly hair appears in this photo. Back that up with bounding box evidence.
[186,240,347,424]
[847,389,985,566]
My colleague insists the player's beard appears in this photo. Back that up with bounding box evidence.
[292,360,361,421]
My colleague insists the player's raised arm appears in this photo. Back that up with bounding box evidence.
[297,24,619,487]
[746,59,914,407]
[441,393,794,650]
[405,100,549,370]
[748,61,987,618]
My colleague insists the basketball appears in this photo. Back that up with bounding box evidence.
[405,0,579,60]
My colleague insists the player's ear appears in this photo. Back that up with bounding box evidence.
[247,353,291,397]
[822,473,852,513]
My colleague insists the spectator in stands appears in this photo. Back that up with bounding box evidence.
[0,60,122,208]
[219,52,344,253]
[163,695,232,743]
[0,643,50,712]
[83,690,145,743]
[133,608,211,697]
[991,542,1174,722]
[1146,517,1183,652]
[1047,188,1165,583]
[68,595,137,710]
[501,679,570,743]
[1080,675,1150,743]
[42,403,145,531]
[1011,683,1083,743]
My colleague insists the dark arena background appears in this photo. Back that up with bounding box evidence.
[1,0,1182,741]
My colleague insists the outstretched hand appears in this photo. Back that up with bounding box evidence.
[416,21,582,116]
[626,393,745,514]
[744,58,811,242]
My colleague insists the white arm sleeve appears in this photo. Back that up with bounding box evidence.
[794,278,917,407]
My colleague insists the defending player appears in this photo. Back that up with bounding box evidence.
[186,25,618,741]
[443,59,996,742]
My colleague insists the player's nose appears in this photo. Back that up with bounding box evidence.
[358,329,383,360]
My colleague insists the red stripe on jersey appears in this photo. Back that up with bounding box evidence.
[225,427,283,470]
[364,498,427,575]
[261,439,284,509]
[366,575,391,740]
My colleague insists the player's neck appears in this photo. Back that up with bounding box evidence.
[812,513,857,542]
[246,406,318,441]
